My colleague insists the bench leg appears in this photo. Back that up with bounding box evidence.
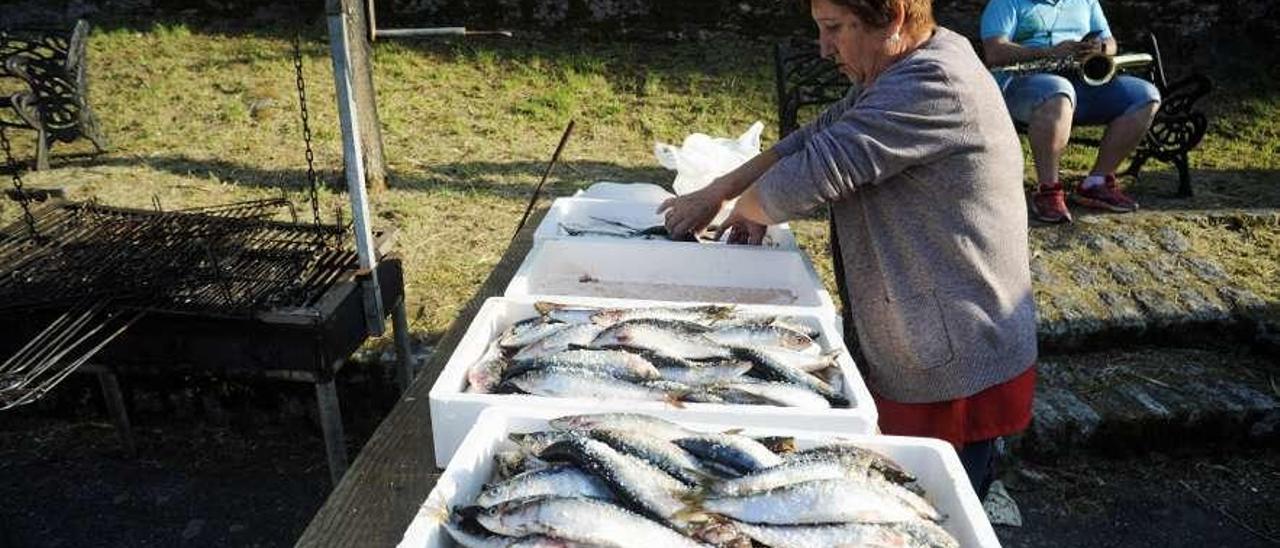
[392,296,414,394]
[96,369,137,457]
[315,376,349,486]
[34,128,49,171]
[1173,154,1193,198]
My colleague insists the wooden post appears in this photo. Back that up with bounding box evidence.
[325,0,387,193]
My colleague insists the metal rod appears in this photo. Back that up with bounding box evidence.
[513,120,575,240]
[374,27,513,39]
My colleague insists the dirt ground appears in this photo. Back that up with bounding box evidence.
[3,379,1279,547]
[997,449,1280,547]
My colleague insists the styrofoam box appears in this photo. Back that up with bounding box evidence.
[399,406,1001,548]
[427,295,876,466]
[505,239,832,308]
[534,197,799,249]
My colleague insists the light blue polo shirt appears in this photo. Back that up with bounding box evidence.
[980,0,1113,86]
[981,0,1112,47]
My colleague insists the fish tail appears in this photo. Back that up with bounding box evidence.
[663,391,688,409]
[533,301,560,315]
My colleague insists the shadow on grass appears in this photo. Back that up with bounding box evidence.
[67,154,673,200]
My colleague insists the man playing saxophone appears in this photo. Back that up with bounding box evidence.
[981,0,1161,223]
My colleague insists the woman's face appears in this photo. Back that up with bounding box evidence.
[812,0,895,85]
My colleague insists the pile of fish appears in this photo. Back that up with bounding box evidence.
[444,412,959,547]
[557,216,699,241]
[465,302,850,409]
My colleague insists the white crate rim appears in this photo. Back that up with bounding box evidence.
[399,406,1001,548]
[427,294,876,466]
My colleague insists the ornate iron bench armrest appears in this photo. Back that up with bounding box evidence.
[0,20,105,170]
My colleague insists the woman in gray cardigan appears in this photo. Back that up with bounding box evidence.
[662,0,1037,499]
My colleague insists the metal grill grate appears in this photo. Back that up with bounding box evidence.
[0,198,357,317]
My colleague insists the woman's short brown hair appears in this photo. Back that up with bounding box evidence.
[810,0,936,35]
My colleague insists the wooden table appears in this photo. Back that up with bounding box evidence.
[297,209,545,547]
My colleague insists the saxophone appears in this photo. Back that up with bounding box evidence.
[992,51,1154,87]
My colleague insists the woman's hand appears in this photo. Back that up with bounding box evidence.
[658,184,727,239]
[715,208,768,245]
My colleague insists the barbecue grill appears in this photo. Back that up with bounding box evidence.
[0,196,410,483]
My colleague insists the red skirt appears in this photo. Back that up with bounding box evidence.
[872,364,1036,448]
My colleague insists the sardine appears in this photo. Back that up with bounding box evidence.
[591,321,731,360]
[513,324,605,360]
[746,346,841,372]
[476,496,706,548]
[589,428,715,486]
[508,431,573,455]
[695,477,931,524]
[538,436,690,523]
[533,301,601,324]
[673,433,782,476]
[731,520,959,548]
[507,349,661,382]
[466,341,509,393]
[788,443,919,486]
[731,346,849,407]
[705,324,818,354]
[493,450,550,480]
[590,305,736,327]
[548,412,695,441]
[499,317,570,349]
[502,366,681,403]
[711,380,831,408]
[476,464,617,507]
[656,360,752,385]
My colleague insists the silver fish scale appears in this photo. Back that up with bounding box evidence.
[537,436,689,523]
[700,477,925,525]
[513,324,605,361]
[705,324,816,353]
[674,434,782,475]
[588,428,713,486]
[731,520,959,548]
[591,322,731,360]
[547,413,694,441]
[509,349,660,381]
[500,319,570,349]
[505,366,674,401]
[476,496,704,548]
[476,464,617,507]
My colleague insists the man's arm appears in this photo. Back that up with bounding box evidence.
[983,37,1097,67]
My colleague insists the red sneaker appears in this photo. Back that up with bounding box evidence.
[1073,174,1139,212]
[1031,181,1073,223]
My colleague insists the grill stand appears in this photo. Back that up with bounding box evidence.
[19,255,411,485]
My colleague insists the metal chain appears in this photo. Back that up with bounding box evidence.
[0,128,39,238]
[292,32,324,230]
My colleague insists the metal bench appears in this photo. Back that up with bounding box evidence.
[0,19,108,170]
[773,33,1211,196]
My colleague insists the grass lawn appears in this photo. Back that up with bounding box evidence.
[2,21,1278,347]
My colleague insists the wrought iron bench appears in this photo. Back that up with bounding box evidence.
[773,33,1211,197]
[0,19,108,170]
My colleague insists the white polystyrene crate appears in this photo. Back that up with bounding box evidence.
[427,295,876,466]
[534,197,799,249]
[504,239,831,308]
[399,406,1000,548]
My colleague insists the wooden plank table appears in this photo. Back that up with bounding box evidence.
[297,209,545,547]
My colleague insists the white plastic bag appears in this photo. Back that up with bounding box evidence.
[653,121,764,224]
[654,121,763,195]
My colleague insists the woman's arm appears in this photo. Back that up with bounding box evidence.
[658,149,779,238]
